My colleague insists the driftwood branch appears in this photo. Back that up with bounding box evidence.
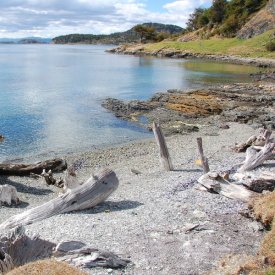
[0,228,130,274]
[238,142,275,172]
[41,169,64,188]
[0,169,119,230]
[196,137,210,173]
[233,129,273,153]
[53,240,130,269]
[152,121,173,171]
[0,158,67,176]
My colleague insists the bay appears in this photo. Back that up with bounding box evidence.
[0,44,260,161]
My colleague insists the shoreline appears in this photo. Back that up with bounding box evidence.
[102,82,275,136]
[107,45,275,68]
[0,122,269,274]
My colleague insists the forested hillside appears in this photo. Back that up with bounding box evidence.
[184,0,272,38]
[52,23,183,44]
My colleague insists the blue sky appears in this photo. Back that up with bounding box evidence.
[0,0,213,38]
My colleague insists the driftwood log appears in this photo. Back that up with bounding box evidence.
[0,158,67,176]
[0,185,19,206]
[152,121,173,171]
[0,228,130,274]
[0,169,119,230]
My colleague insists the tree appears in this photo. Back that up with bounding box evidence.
[133,25,156,43]
[210,0,227,23]
[186,8,210,32]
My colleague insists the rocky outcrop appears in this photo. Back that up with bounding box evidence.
[237,0,275,39]
[102,83,275,135]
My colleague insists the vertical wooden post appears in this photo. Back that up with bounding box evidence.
[152,121,173,171]
[196,137,210,174]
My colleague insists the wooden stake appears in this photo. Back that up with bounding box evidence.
[196,137,210,174]
[152,121,173,171]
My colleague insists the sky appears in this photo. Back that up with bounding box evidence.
[0,0,212,38]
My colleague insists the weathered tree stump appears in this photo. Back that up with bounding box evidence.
[0,185,19,206]
[0,169,119,230]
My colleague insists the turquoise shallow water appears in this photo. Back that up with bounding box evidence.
[0,44,260,161]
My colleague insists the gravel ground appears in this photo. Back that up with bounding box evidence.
[0,122,270,275]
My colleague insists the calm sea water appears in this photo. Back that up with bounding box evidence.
[0,44,260,161]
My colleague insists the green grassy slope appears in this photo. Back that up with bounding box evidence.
[143,29,275,58]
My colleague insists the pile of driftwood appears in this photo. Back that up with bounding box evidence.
[152,123,275,202]
[196,129,274,202]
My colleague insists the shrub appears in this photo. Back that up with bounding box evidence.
[266,41,275,51]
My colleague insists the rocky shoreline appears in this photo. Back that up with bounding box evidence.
[107,45,275,68]
[102,82,275,136]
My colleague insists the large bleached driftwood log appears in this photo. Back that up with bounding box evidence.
[0,169,119,230]
[0,158,67,176]
[0,228,130,274]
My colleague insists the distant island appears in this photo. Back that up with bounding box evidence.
[52,23,183,45]
[0,37,52,44]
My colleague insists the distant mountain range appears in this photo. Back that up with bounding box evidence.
[0,37,52,44]
[52,23,183,44]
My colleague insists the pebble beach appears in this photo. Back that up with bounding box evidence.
[0,122,268,274]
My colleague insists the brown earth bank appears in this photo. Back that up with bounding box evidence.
[107,46,275,68]
[102,82,275,136]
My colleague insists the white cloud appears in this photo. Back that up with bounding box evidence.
[0,0,212,38]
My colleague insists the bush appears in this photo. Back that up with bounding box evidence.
[266,41,275,51]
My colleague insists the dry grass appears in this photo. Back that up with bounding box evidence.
[6,259,87,275]
[249,192,275,227]
[261,219,275,265]
[240,192,275,273]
